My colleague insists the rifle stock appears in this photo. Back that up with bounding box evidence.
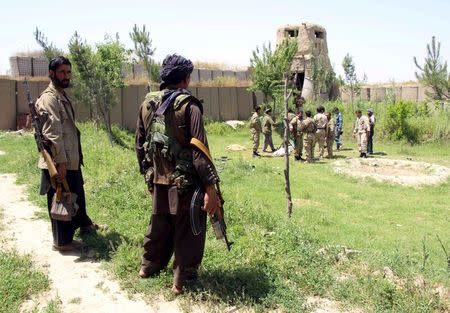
[24,79,58,184]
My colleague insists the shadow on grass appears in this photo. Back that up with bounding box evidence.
[370,151,387,156]
[189,266,273,305]
[78,229,130,262]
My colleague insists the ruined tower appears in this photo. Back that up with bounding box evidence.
[276,22,333,100]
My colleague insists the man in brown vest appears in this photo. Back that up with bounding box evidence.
[36,56,99,252]
[135,54,221,294]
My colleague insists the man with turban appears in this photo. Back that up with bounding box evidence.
[135,54,221,294]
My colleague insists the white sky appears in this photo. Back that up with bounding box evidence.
[1,0,449,83]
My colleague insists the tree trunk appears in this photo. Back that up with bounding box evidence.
[283,73,294,218]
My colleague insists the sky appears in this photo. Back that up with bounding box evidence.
[1,0,449,83]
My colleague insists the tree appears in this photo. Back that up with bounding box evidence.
[34,27,64,61]
[311,52,336,101]
[69,32,128,145]
[414,36,450,100]
[249,40,297,112]
[129,24,160,82]
[342,53,364,107]
[282,73,296,218]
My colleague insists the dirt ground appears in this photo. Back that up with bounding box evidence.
[333,158,450,187]
[0,173,183,313]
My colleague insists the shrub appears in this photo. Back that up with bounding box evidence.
[383,100,421,143]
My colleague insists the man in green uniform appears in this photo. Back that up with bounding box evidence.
[135,54,221,294]
[262,108,276,152]
[300,110,316,163]
[289,109,304,161]
[249,106,262,157]
[313,105,328,159]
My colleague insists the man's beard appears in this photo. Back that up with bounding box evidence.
[52,77,70,89]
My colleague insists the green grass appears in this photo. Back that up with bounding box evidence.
[0,250,49,313]
[0,122,449,312]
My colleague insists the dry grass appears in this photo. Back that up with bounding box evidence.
[194,61,247,71]
[192,76,252,87]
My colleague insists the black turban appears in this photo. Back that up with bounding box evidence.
[160,54,194,87]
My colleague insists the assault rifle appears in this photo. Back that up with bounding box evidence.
[189,138,233,251]
[190,182,233,251]
[24,79,58,188]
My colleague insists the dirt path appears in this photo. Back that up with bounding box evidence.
[0,173,182,313]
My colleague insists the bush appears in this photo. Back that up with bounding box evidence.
[383,100,421,143]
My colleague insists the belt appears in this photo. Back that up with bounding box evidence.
[317,127,326,130]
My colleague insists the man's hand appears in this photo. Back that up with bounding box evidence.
[57,163,67,181]
[203,185,220,215]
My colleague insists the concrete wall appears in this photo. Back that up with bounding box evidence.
[0,77,437,131]
[340,85,430,103]
[0,79,16,129]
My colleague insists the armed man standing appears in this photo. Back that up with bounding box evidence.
[249,106,262,157]
[35,56,100,252]
[135,54,221,294]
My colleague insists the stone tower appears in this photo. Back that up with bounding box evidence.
[276,22,333,100]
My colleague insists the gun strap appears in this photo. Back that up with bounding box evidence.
[190,138,213,164]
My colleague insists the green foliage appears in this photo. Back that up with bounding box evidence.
[129,24,160,83]
[0,251,49,313]
[34,27,65,61]
[342,53,365,106]
[384,100,421,143]
[414,36,450,101]
[249,40,297,105]
[68,32,129,144]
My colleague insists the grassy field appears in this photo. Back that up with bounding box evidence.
[0,123,449,312]
[0,250,49,313]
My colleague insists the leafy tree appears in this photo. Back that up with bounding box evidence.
[34,27,64,61]
[129,24,160,82]
[414,36,449,100]
[342,53,364,107]
[311,52,336,101]
[249,40,297,112]
[69,32,128,144]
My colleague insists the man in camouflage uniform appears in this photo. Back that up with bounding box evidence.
[353,109,371,158]
[300,110,316,163]
[36,56,99,252]
[325,112,335,158]
[289,109,304,161]
[262,108,276,152]
[249,106,262,157]
[135,54,221,294]
[294,94,306,113]
[313,105,328,159]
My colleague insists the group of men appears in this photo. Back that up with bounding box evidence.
[34,54,220,295]
[249,102,375,160]
[250,103,344,162]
